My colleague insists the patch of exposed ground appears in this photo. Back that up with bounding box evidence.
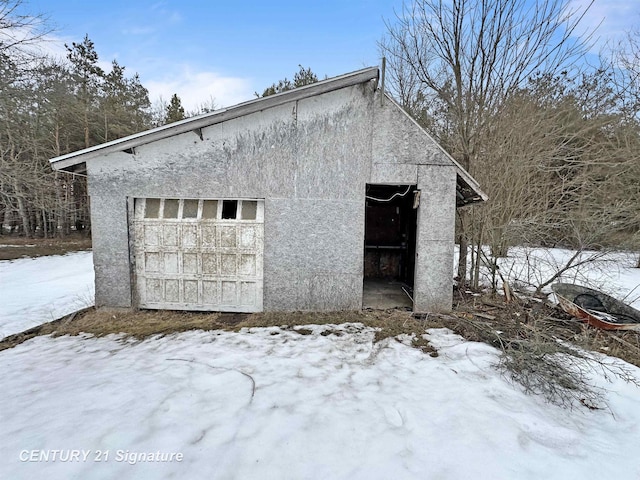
[0,307,445,352]
[0,235,92,260]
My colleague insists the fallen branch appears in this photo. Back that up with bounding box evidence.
[167,358,256,403]
[606,332,640,354]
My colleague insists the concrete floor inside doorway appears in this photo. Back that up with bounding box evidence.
[362,279,413,310]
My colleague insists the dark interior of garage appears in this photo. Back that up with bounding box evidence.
[363,184,418,308]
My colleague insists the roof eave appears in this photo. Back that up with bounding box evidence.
[453,163,489,207]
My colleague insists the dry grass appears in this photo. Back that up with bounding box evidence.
[2,289,639,409]
[2,292,638,368]
[0,307,446,353]
[0,235,92,260]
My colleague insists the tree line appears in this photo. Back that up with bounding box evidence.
[0,0,317,240]
[0,1,202,238]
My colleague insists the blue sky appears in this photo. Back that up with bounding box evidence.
[24,0,404,109]
[22,0,640,110]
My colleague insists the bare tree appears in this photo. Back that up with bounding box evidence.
[0,0,50,55]
[607,28,640,267]
[188,95,218,117]
[381,0,594,283]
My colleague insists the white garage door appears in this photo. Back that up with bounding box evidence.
[133,198,264,312]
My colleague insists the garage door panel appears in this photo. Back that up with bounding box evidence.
[220,226,237,248]
[182,225,198,247]
[165,279,180,302]
[201,225,216,246]
[202,253,217,274]
[133,198,263,312]
[221,254,237,276]
[240,255,256,276]
[144,225,160,246]
[163,252,179,274]
[145,278,163,303]
[240,226,256,248]
[221,281,237,305]
[183,253,198,274]
[241,282,256,305]
[145,252,160,273]
[184,280,198,303]
[202,280,219,304]
[163,225,179,246]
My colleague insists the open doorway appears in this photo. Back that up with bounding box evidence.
[363,184,418,309]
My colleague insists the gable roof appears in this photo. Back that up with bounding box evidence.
[49,66,486,205]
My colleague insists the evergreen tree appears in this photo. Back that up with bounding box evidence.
[164,93,185,124]
[260,65,319,97]
[101,60,151,141]
[65,34,104,148]
[292,65,318,88]
[127,73,152,129]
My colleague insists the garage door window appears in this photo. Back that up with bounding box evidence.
[241,201,257,220]
[144,198,161,218]
[202,200,218,219]
[139,198,261,222]
[182,199,199,218]
[221,200,238,219]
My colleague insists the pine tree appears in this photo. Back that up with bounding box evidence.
[101,60,151,141]
[260,65,319,97]
[164,93,185,124]
[292,65,318,88]
[65,34,104,148]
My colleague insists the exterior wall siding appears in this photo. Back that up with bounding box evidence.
[414,164,457,312]
[87,82,458,312]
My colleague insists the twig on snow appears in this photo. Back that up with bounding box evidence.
[166,358,256,403]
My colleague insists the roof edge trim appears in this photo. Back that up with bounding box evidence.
[383,92,488,205]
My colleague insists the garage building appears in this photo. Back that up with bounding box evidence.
[50,67,486,313]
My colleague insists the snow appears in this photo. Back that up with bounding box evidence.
[1,248,640,479]
[456,246,640,309]
[499,247,640,306]
[1,325,639,479]
[0,252,94,339]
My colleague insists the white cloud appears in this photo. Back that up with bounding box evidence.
[144,67,255,111]
[13,31,253,111]
[0,25,69,60]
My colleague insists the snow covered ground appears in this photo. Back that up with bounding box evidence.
[0,251,94,338]
[458,246,640,309]
[495,247,640,308]
[1,249,640,479]
[2,325,640,480]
